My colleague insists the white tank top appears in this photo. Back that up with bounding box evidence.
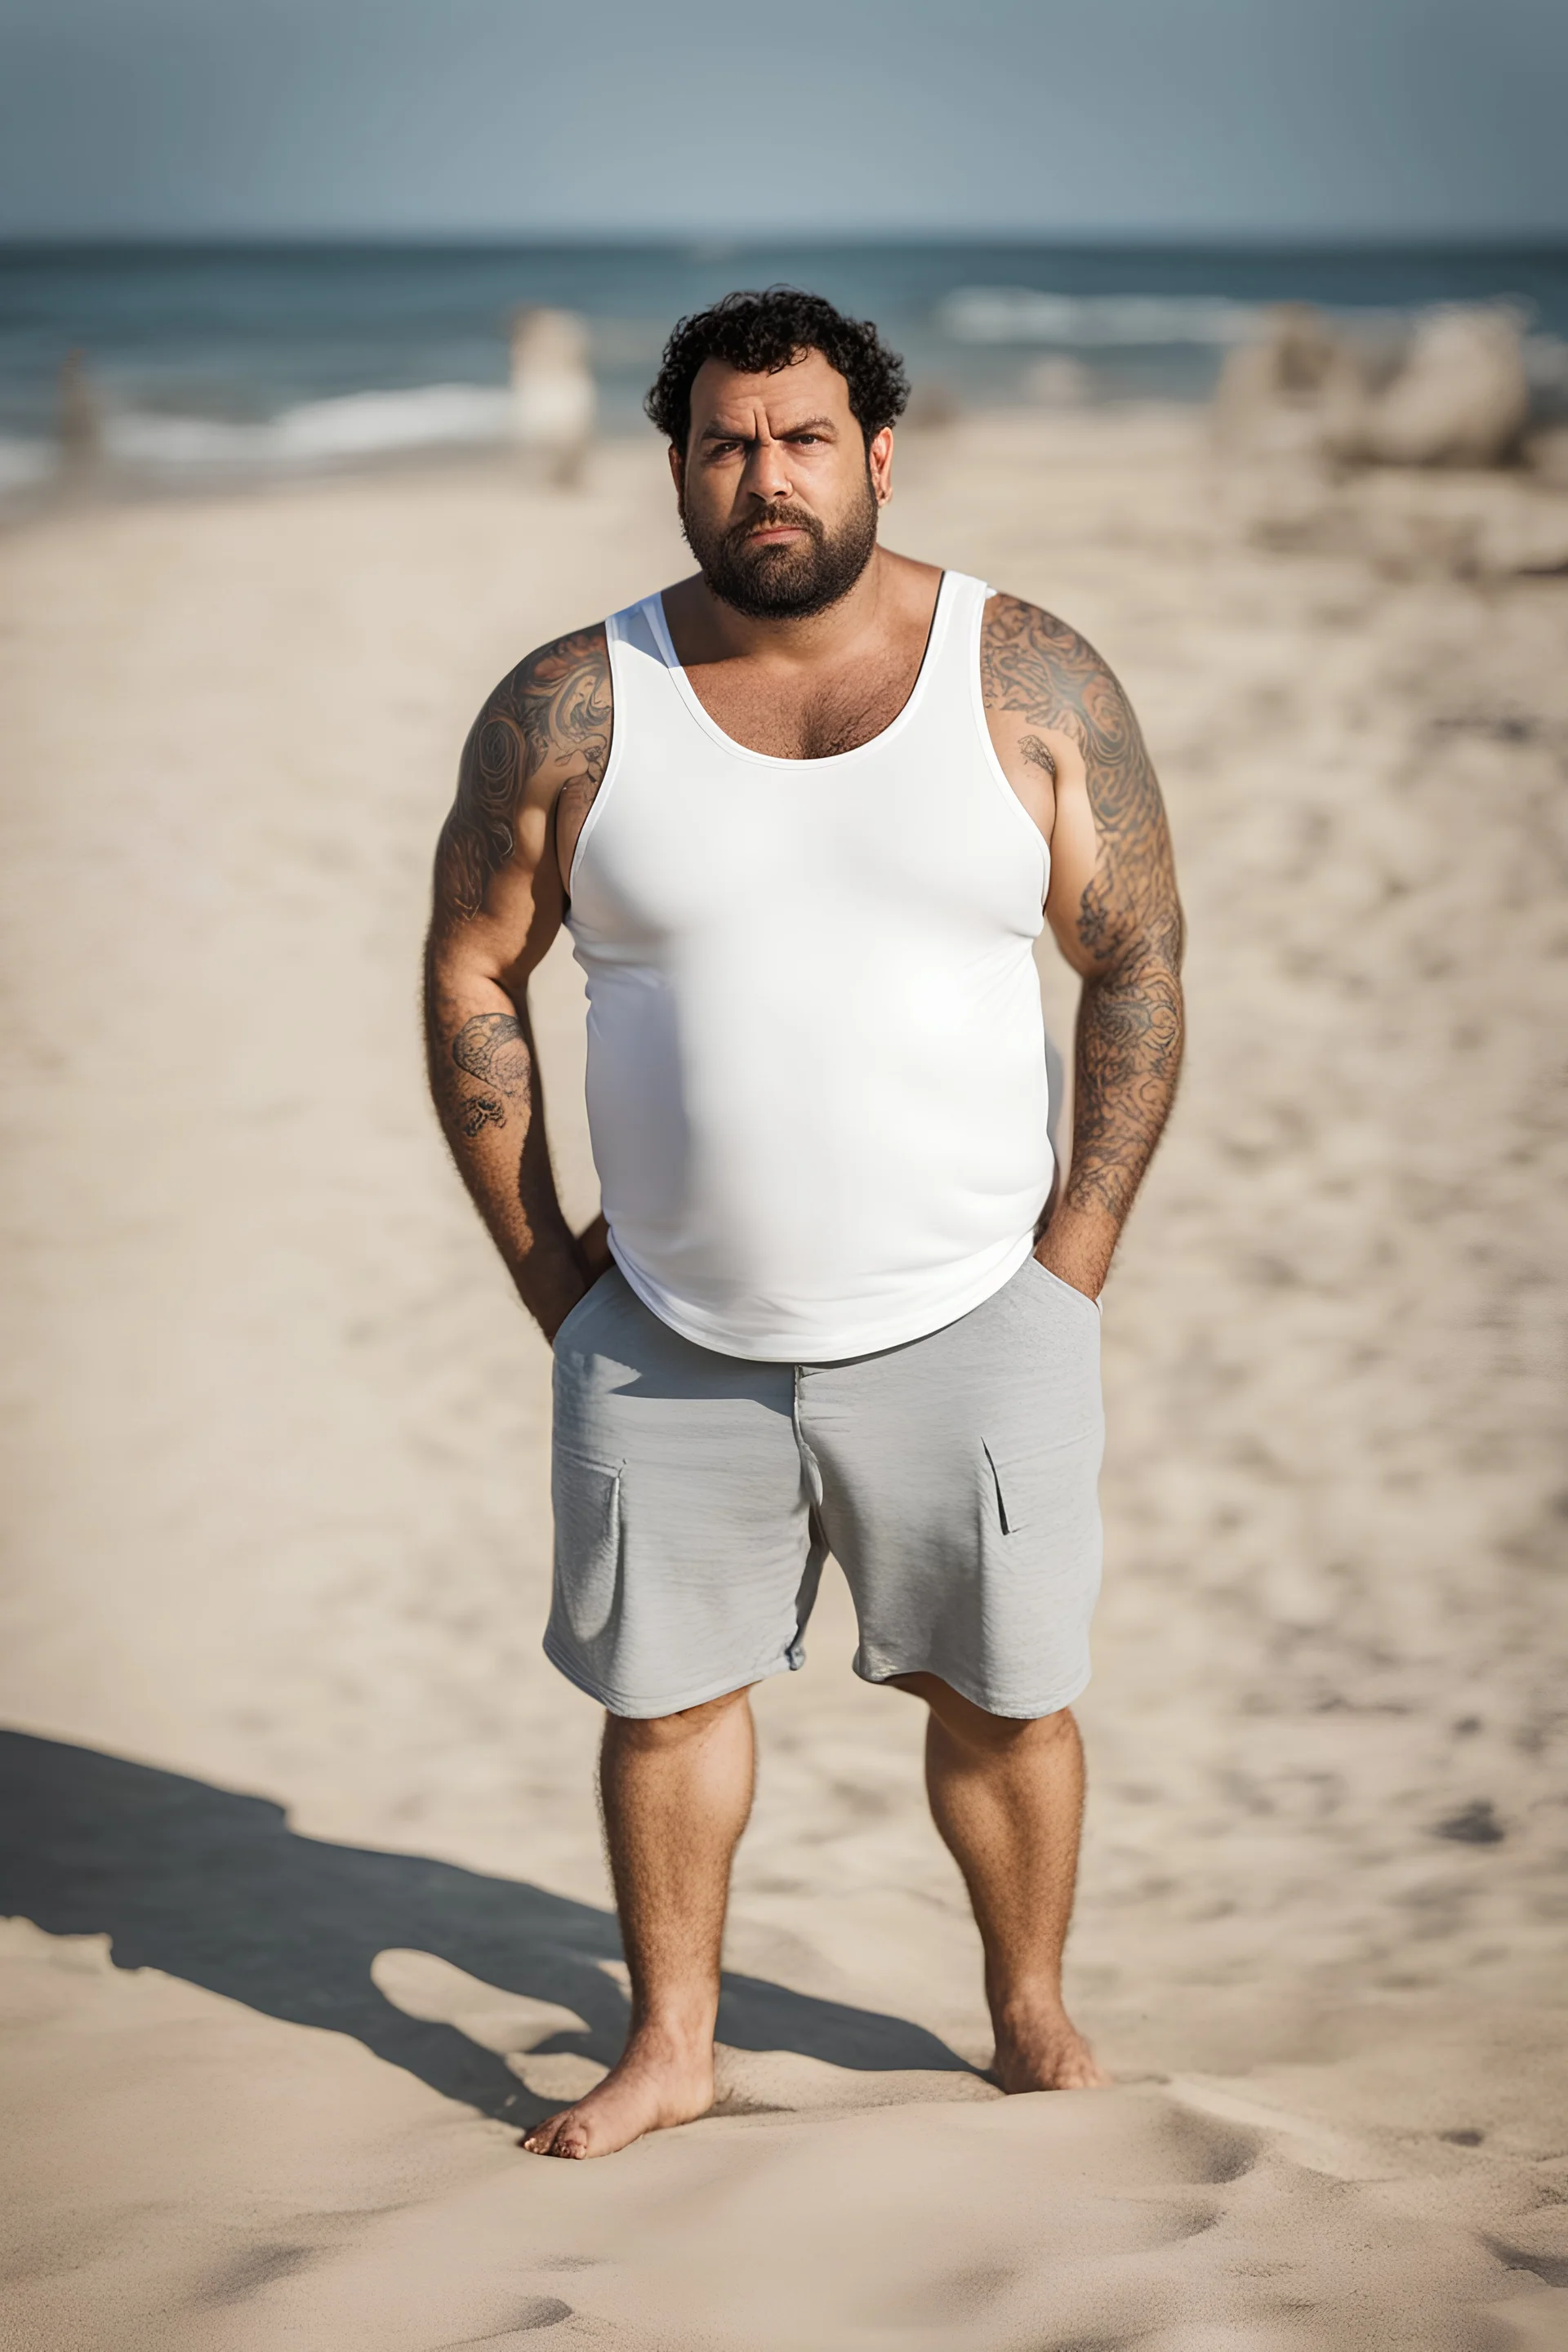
[565,569,1054,1361]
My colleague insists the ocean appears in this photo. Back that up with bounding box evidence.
[2,238,1566,494]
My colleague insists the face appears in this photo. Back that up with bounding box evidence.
[672,349,893,620]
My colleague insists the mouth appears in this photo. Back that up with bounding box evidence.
[742,523,807,545]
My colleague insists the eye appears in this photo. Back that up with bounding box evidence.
[790,433,820,445]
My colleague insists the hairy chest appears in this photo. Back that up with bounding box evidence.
[685,646,929,760]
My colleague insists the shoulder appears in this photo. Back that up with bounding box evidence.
[979,591,1130,747]
[436,624,612,919]
[466,622,612,780]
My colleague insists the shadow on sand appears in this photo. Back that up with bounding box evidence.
[0,1729,973,2128]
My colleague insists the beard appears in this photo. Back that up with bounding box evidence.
[681,470,879,620]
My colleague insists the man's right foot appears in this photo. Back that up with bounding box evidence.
[520,2027,715,2159]
[991,2001,1111,2092]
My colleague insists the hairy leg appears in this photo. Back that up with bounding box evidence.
[895,1673,1108,2091]
[521,1683,755,2158]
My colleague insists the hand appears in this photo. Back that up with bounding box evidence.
[576,1213,612,1280]
[1033,1208,1115,1304]
[538,1214,612,1344]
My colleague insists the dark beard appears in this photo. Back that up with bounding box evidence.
[682,471,879,620]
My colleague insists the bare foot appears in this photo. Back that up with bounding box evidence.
[519,2027,715,2159]
[991,2003,1111,2092]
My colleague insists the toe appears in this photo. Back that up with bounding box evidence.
[519,2109,567,2155]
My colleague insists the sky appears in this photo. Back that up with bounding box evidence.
[0,0,1565,243]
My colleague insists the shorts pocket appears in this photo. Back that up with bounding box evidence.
[1026,1256,1101,1317]
[551,1268,613,1356]
[551,1448,624,1646]
[982,1438,1031,1535]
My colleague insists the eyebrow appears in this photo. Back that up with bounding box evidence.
[698,416,839,442]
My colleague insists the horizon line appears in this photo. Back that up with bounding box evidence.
[2,227,1567,257]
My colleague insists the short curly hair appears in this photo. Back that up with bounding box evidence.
[645,287,910,452]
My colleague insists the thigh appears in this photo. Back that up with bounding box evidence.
[801,1256,1104,1720]
[547,1269,817,1717]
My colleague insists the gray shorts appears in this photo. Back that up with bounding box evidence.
[546,1255,1103,1721]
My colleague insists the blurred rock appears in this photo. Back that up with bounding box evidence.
[1526,425,1568,489]
[1212,305,1365,462]
[508,308,595,485]
[1348,307,1530,470]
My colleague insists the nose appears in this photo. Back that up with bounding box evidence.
[741,432,793,506]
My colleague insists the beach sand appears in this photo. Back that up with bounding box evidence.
[1,413,1566,2350]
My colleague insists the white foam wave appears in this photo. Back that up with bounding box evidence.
[938,288,1264,347]
[103,384,518,475]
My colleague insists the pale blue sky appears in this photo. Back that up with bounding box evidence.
[1,0,1565,240]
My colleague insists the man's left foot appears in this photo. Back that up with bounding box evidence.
[519,2025,714,2158]
[991,2007,1111,2091]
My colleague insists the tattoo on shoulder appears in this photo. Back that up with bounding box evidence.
[981,592,1177,959]
[438,625,610,915]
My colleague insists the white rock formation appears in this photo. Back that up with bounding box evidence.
[1349,307,1531,469]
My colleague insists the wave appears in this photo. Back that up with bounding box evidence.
[101,384,519,475]
[938,289,1266,347]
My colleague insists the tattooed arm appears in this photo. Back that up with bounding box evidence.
[982,594,1185,1300]
[423,626,612,1339]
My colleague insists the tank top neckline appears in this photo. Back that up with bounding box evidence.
[643,568,960,773]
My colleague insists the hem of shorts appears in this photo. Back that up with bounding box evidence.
[542,1629,800,1719]
[853,1655,1092,1721]
[606,1227,1040,1364]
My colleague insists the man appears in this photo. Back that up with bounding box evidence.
[424,289,1183,2161]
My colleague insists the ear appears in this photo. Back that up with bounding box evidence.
[868,425,894,507]
[667,442,684,501]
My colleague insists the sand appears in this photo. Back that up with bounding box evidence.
[1,414,1566,2350]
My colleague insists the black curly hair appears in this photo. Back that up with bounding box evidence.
[645,287,910,452]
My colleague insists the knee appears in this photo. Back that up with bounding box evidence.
[607,1683,753,1753]
[899,1673,1076,1756]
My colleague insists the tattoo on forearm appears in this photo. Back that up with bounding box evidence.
[444,1010,532,1139]
[983,595,1184,1224]
[458,1093,506,1137]
[434,626,611,917]
[1019,733,1056,777]
[452,1011,531,1094]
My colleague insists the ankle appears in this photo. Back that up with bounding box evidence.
[625,2008,716,2063]
[989,1978,1070,2034]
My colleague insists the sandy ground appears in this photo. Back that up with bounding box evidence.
[2,413,1566,2350]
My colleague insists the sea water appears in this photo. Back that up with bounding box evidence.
[2,238,1566,493]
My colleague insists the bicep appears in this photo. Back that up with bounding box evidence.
[429,694,564,989]
[1045,674,1179,979]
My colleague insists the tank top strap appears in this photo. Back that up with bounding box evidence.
[915,568,990,725]
[605,593,679,717]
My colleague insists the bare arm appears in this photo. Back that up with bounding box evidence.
[982,595,1185,1299]
[423,626,611,1340]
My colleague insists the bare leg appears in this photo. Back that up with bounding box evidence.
[896,1673,1108,2091]
[521,1683,755,2158]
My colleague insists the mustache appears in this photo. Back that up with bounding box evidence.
[728,502,824,549]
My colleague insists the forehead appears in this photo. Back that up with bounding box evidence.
[688,348,853,434]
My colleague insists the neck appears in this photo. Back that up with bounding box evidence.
[676,543,893,667]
